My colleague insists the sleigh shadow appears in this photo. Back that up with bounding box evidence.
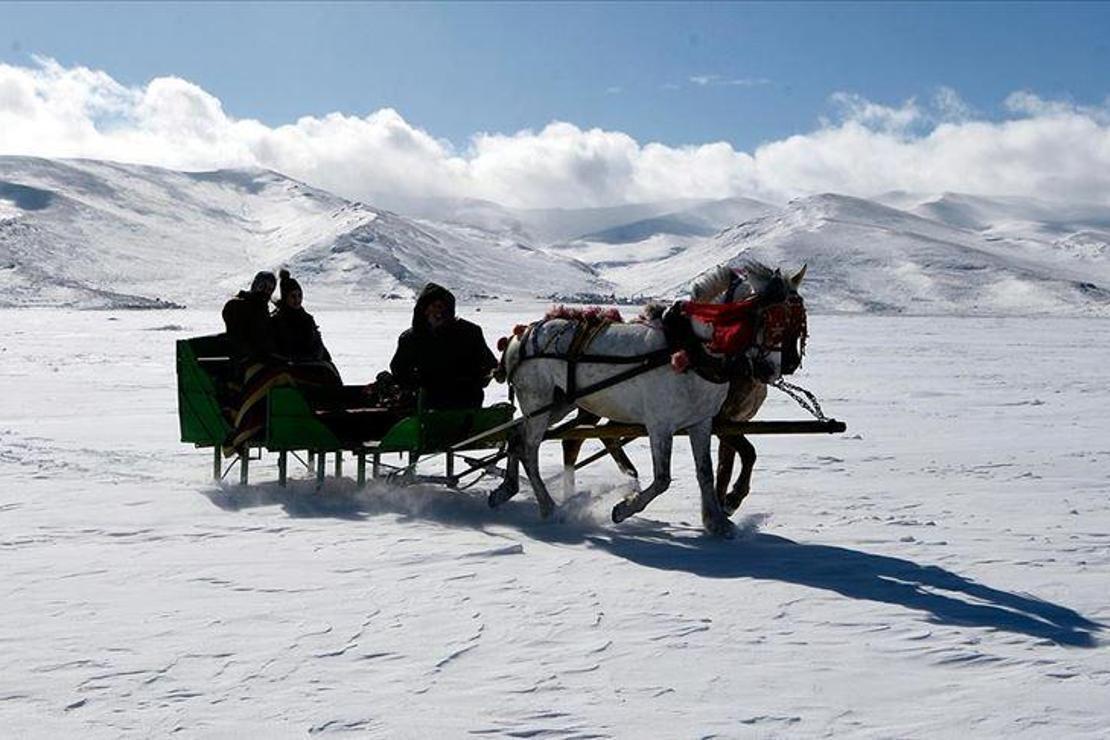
[587,521,1104,648]
[200,477,586,534]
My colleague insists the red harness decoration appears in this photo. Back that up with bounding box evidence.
[682,295,763,355]
[683,294,808,356]
[762,294,808,352]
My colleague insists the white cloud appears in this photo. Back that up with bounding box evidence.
[932,86,974,122]
[828,92,921,133]
[689,74,770,88]
[2,57,1110,209]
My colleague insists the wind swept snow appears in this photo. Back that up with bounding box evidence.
[1,307,1107,736]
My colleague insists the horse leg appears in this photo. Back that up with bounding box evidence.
[519,417,558,519]
[611,429,672,523]
[715,437,737,508]
[602,438,639,478]
[724,434,756,515]
[561,438,585,499]
[488,428,522,508]
[691,419,734,537]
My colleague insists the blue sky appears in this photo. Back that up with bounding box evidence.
[3,1,1108,151]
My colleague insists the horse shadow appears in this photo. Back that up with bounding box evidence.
[587,518,1103,648]
[201,482,1102,648]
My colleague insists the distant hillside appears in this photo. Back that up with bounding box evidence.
[617,193,1110,316]
[2,156,1108,315]
[0,157,607,308]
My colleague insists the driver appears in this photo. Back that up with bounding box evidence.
[389,283,497,410]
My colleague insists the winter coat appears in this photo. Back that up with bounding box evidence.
[222,290,276,372]
[271,306,331,363]
[389,283,497,410]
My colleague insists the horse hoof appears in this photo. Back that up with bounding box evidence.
[704,516,736,539]
[488,485,516,509]
[612,498,638,524]
[724,490,748,515]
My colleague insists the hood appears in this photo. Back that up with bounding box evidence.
[412,282,456,331]
[236,289,268,304]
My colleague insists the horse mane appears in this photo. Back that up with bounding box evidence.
[737,258,776,286]
[689,264,734,302]
[688,258,782,303]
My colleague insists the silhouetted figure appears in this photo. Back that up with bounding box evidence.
[389,283,497,410]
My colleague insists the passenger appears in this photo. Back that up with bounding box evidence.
[271,270,333,361]
[221,270,277,378]
[389,283,497,410]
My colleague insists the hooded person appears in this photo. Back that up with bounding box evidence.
[221,270,278,378]
[389,283,497,410]
[271,269,334,364]
[221,270,342,452]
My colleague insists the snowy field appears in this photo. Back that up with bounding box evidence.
[1,306,1108,737]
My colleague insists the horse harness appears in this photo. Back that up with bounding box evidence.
[513,318,672,409]
[509,292,807,415]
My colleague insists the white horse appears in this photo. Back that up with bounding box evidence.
[489,261,807,536]
[709,261,807,514]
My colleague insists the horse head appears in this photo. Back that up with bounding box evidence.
[686,260,808,382]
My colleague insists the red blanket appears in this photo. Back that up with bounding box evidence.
[682,296,762,355]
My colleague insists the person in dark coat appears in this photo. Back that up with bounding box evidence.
[221,270,278,377]
[389,283,497,410]
[271,269,341,384]
[271,270,332,362]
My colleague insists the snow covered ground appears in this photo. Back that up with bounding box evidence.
[1,306,1107,737]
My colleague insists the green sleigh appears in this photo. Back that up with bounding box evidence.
[176,334,514,487]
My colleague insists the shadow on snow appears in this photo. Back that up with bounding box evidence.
[202,478,1103,648]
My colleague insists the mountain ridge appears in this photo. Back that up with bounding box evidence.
[2,156,1109,315]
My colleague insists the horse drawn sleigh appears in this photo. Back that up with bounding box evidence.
[177,262,846,535]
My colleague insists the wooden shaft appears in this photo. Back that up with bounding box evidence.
[549,419,846,440]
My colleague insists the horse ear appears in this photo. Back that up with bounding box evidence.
[790,263,808,289]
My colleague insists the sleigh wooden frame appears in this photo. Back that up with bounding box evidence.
[177,334,846,489]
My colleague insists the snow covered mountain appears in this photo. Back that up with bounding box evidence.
[3,156,1109,315]
[606,193,1110,316]
[544,197,777,284]
[0,157,607,308]
[388,194,717,244]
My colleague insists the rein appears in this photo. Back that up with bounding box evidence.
[771,378,828,421]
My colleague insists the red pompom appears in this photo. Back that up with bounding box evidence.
[670,350,690,373]
[497,336,509,352]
